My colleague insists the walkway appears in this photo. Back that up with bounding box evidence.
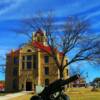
[0,91,31,100]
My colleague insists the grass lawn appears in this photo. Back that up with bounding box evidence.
[67,88,100,100]
[10,88,100,100]
[10,94,33,100]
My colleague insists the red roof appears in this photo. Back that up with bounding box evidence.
[32,42,63,56]
[7,42,63,57]
[34,29,44,37]
[32,41,51,53]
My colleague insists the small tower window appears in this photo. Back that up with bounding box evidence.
[44,55,49,64]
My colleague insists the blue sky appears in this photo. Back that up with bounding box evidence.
[0,0,100,82]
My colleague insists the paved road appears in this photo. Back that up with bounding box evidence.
[0,91,30,100]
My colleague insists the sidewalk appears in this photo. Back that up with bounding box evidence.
[0,91,30,100]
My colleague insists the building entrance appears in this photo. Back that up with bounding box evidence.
[26,82,32,91]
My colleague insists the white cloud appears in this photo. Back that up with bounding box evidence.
[0,0,26,20]
[55,0,100,17]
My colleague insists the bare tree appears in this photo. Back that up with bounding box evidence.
[13,12,100,79]
[69,64,84,76]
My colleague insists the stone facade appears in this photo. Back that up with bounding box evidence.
[5,29,69,92]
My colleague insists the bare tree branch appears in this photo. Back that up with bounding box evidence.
[12,11,100,79]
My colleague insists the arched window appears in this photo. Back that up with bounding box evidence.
[27,49,32,52]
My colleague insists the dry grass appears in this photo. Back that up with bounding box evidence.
[10,88,100,100]
[10,94,33,100]
[67,88,100,100]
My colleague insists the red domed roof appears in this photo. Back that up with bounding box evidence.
[34,28,44,36]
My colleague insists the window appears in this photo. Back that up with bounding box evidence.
[45,79,49,86]
[26,55,32,69]
[27,49,32,52]
[14,57,19,65]
[13,67,18,76]
[26,55,32,60]
[27,62,32,69]
[37,36,42,42]
[44,55,49,64]
[13,79,17,89]
[45,67,49,75]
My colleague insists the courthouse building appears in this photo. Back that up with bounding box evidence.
[5,29,69,92]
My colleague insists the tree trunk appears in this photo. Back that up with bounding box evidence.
[59,69,65,99]
[59,69,64,79]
